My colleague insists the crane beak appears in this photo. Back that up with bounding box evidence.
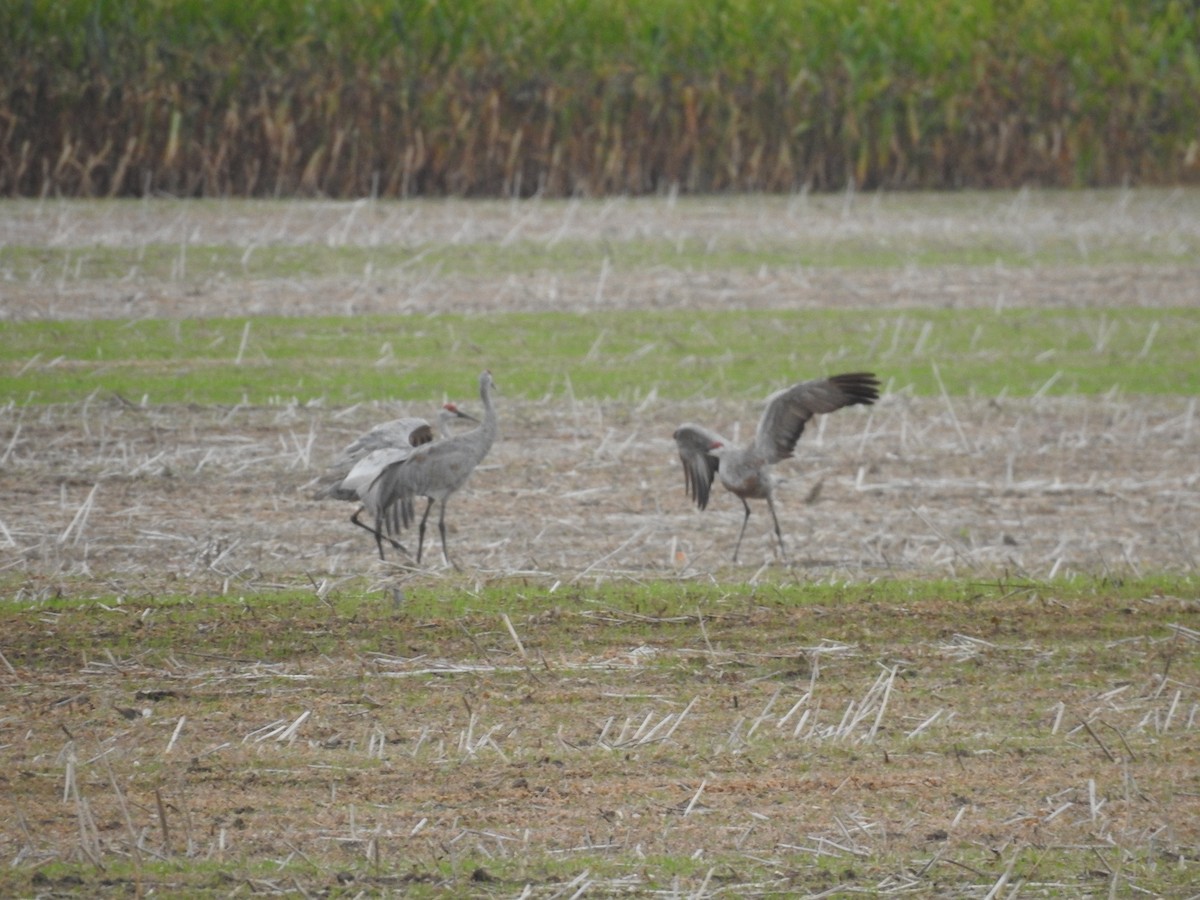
[453,408,480,424]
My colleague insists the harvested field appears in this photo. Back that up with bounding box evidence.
[1,192,1198,896]
[3,392,1198,594]
[2,190,1199,321]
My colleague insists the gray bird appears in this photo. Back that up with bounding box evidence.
[316,402,478,558]
[673,372,880,562]
[364,370,498,569]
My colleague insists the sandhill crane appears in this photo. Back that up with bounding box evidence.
[363,370,498,570]
[674,372,880,562]
[315,403,478,558]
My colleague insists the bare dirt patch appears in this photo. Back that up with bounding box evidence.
[3,575,1198,896]
[1,392,1196,597]
[8,262,1200,322]
[3,191,1199,320]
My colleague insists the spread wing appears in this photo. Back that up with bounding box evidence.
[754,372,880,464]
[673,424,725,511]
[338,447,414,500]
[338,416,434,463]
[314,415,434,501]
[362,439,478,535]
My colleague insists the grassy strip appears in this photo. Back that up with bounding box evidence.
[2,308,1196,405]
[5,573,1195,650]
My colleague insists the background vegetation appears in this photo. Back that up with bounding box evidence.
[4,0,1200,198]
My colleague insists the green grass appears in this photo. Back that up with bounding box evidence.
[2,308,1196,406]
[5,573,1193,660]
[15,843,1196,898]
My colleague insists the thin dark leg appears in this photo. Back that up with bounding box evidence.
[351,507,405,559]
[438,502,459,571]
[732,498,752,562]
[765,493,786,559]
[416,497,435,563]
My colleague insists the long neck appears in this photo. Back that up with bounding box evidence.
[473,377,498,456]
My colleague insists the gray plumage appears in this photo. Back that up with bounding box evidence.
[316,403,478,558]
[364,370,498,569]
[318,416,433,503]
[674,372,880,562]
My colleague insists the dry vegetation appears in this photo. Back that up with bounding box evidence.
[2,391,1198,592]
[4,584,1199,897]
[7,2,1200,197]
[2,190,1199,321]
[1,194,1199,896]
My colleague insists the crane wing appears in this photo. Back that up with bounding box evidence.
[754,372,880,464]
[337,416,433,464]
[315,415,434,502]
[673,424,725,511]
[363,439,479,535]
[339,447,414,500]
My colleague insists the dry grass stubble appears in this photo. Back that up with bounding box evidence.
[2,557,1198,895]
[3,388,1198,892]
[3,191,1199,320]
[1,391,1196,596]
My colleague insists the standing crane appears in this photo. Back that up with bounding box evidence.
[673,372,880,562]
[315,402,478,558]
[363,370,498,570]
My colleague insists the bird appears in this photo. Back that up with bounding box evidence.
[315,402,478,558]
[363,370,498,570]
[673,372,880,562]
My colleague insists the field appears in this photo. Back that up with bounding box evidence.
[2,189,1199,897]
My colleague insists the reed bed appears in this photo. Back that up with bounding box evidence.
[4,0,1199,198]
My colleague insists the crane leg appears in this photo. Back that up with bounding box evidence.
[415,497,436,563]
[765,493,786,559]
[732,498,753,562]
[351,507,406,559]
[438,502,460,572]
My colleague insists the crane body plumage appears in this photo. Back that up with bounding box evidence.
[674,372,880,562]
[364,370,498,569]
[315,404,477,558]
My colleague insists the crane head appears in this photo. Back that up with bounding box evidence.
[442,402,479,424]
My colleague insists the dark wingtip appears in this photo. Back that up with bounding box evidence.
[831,371,881,406]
